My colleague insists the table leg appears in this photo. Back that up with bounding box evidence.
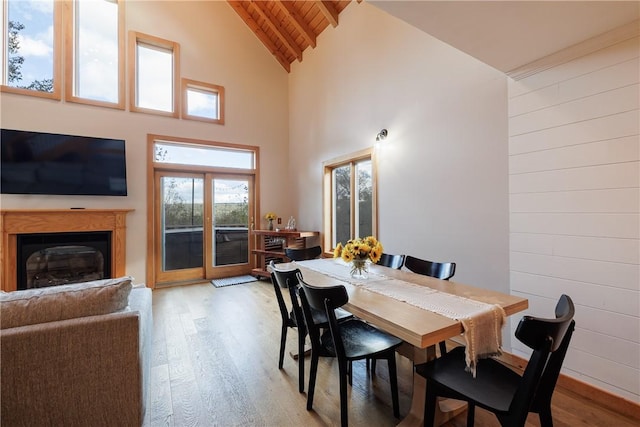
[396,343,467,427]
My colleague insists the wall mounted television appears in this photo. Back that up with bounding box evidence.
[1,129,128,196]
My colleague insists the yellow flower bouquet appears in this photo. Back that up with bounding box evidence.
[264,212,277,230]
[333,236,383,278]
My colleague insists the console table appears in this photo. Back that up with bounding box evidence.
[251,229,319,278]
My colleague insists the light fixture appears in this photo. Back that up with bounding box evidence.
[376,128,388,142]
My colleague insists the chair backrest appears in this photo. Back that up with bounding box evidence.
[298,277,349,360]
[285,246,322,261]
[376,253,405,270]
[270,262,305,330]
[404,255,456,280]
[508,295,575,425]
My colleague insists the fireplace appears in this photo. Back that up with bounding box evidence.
[1,209,133,292]
[17,232,112,290]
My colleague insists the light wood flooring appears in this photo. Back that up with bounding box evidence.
[144,280,638,427]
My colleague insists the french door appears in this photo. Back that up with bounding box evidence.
[154,171,254,285]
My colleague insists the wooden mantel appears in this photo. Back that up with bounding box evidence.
[0,209,133,292]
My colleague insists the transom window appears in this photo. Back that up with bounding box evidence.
[154,141,255,170]
[323,148,377,251]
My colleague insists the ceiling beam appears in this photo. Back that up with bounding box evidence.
[250,1,303,62]
[229,1,291,72]
[315,1,338,28]
[275,1,317,49]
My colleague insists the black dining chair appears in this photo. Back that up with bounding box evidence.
[367,252,404,373]
[415,294,576,427]
[404,255,456,356]
[298,276,402,427]
[404,255,456,280]
[376,252,405,269]
[269,262,352,393]
[285,245,322,261]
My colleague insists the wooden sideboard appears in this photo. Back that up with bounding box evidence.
[0,209,133,291]
[251,229,320,278]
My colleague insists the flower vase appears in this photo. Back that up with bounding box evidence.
[350,259,368,280]
[267,219,274,230]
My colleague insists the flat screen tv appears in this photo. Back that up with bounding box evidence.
[1,129,127,196]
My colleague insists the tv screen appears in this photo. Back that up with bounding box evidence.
[1,129,127,196]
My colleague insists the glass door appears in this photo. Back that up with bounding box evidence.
[155,171,253,285]
[155,172,205,284]
[205,175,253,278]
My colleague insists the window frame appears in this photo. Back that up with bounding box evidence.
[64,0,125,109]
[181,78,225,125]
[322,147,378,255]
[129,31,180,117]
[0,0,62,100]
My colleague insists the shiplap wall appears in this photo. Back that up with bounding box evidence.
[508,35,640,401]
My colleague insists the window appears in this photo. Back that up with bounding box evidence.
[130,31,179,117]
[154,140,255,170]
[66,0,124,108]
[182,78,225,124]
[1,0,61,99]
[323,148,377,251]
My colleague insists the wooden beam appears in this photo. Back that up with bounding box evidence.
[250,1,303,62]
[228,1,290,72]
[315,1,338,27]
[274,0,316,49]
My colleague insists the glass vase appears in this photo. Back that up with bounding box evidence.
[350,259,368,280]
[267,219,274,230]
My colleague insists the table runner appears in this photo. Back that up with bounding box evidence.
[296,259,506,376]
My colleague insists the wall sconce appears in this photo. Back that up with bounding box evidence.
[376,129,388,143]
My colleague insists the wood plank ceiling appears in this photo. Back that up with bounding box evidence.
[228,0,355,72]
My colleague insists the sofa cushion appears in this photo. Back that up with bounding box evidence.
[0,276,133,329]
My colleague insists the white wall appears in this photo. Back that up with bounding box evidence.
[0,1,290,283]
[289,3,511,311]
[508,36,640,401]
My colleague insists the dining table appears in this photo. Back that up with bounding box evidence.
[281,258,529,427]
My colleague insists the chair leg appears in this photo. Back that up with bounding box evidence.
[338,360,349,427]
[538,407,554,427]
[424,383,437,427]
[297,329,306,393]
[278,324,287,369]
[372,358,377,373]
[307,351,319,410]
[387,353,400,418]
[466,402,475,427]
[348,360,353,386]
[438,340,447,356]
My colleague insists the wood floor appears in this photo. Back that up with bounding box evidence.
[144,280,638,427]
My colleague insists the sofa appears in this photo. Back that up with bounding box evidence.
[0,276,152,427]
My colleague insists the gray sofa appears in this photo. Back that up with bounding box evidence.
[0,277,152,427]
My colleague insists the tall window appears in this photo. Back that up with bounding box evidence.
[130,31,179,116]
[1,0,61,99]
[323,149,377,251]
[66,0,124,108]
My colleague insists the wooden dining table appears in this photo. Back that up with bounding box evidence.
[282,258,529,427]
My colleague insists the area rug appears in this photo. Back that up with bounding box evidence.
[211,275,258,288]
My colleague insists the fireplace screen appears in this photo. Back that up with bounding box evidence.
[26,245,104,288]
[17,232,112,290]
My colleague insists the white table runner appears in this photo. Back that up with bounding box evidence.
[296,259,505,376]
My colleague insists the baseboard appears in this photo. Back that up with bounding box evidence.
[497,351,640,421]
